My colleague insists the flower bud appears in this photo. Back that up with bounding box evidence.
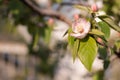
[48,18,54,25]
[91,4,98,12]
[73,14,79,20]
[97,38,103,44]
[118,33,120,37]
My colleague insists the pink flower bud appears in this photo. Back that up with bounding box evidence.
[97,38,103,44]
[91,4,98,12]
[73,14,79,20]
[118,33,120,37]
[48,18,54,25]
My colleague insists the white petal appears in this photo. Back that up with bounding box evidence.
[70,33,87,39]
[95,17,102,22]
[84,22,91,33]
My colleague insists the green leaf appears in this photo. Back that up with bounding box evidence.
[68,35,75,47]
[89,29,104,36]
[97,21,110,39]
[68,28,75,46]
[78,36,98,71]
[98,15,120,32]
[93,71,104,80]
[6,19,16,33]
[115,40,120,49]
[68,28,79,61]
[114,40,120,52]
[104,60,110,70]
[74,5,91,12]
[33,29,39,48]
[55,0,62,3]
[44,27,52,44]
[98,46,107,60]
[72,39,80,62]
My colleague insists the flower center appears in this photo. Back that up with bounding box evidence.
[77,26,84,33]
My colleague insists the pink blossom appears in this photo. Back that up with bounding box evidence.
[70,18,91,39]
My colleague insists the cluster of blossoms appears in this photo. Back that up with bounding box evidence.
[70,4,98,39]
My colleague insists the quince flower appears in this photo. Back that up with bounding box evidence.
[70,18,91,39]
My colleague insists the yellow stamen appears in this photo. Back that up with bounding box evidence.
[77,26,84,33]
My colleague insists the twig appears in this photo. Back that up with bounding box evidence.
[20,0,71,26]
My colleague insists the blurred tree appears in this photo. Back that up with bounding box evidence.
[0,0,120,80]
[0,0,72,79]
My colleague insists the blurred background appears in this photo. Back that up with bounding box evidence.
[0,0,120,80]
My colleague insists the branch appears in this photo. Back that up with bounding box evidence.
[20,0,71,26]
[57,2,90,12]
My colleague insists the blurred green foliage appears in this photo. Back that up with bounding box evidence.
[103,0,120,23]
